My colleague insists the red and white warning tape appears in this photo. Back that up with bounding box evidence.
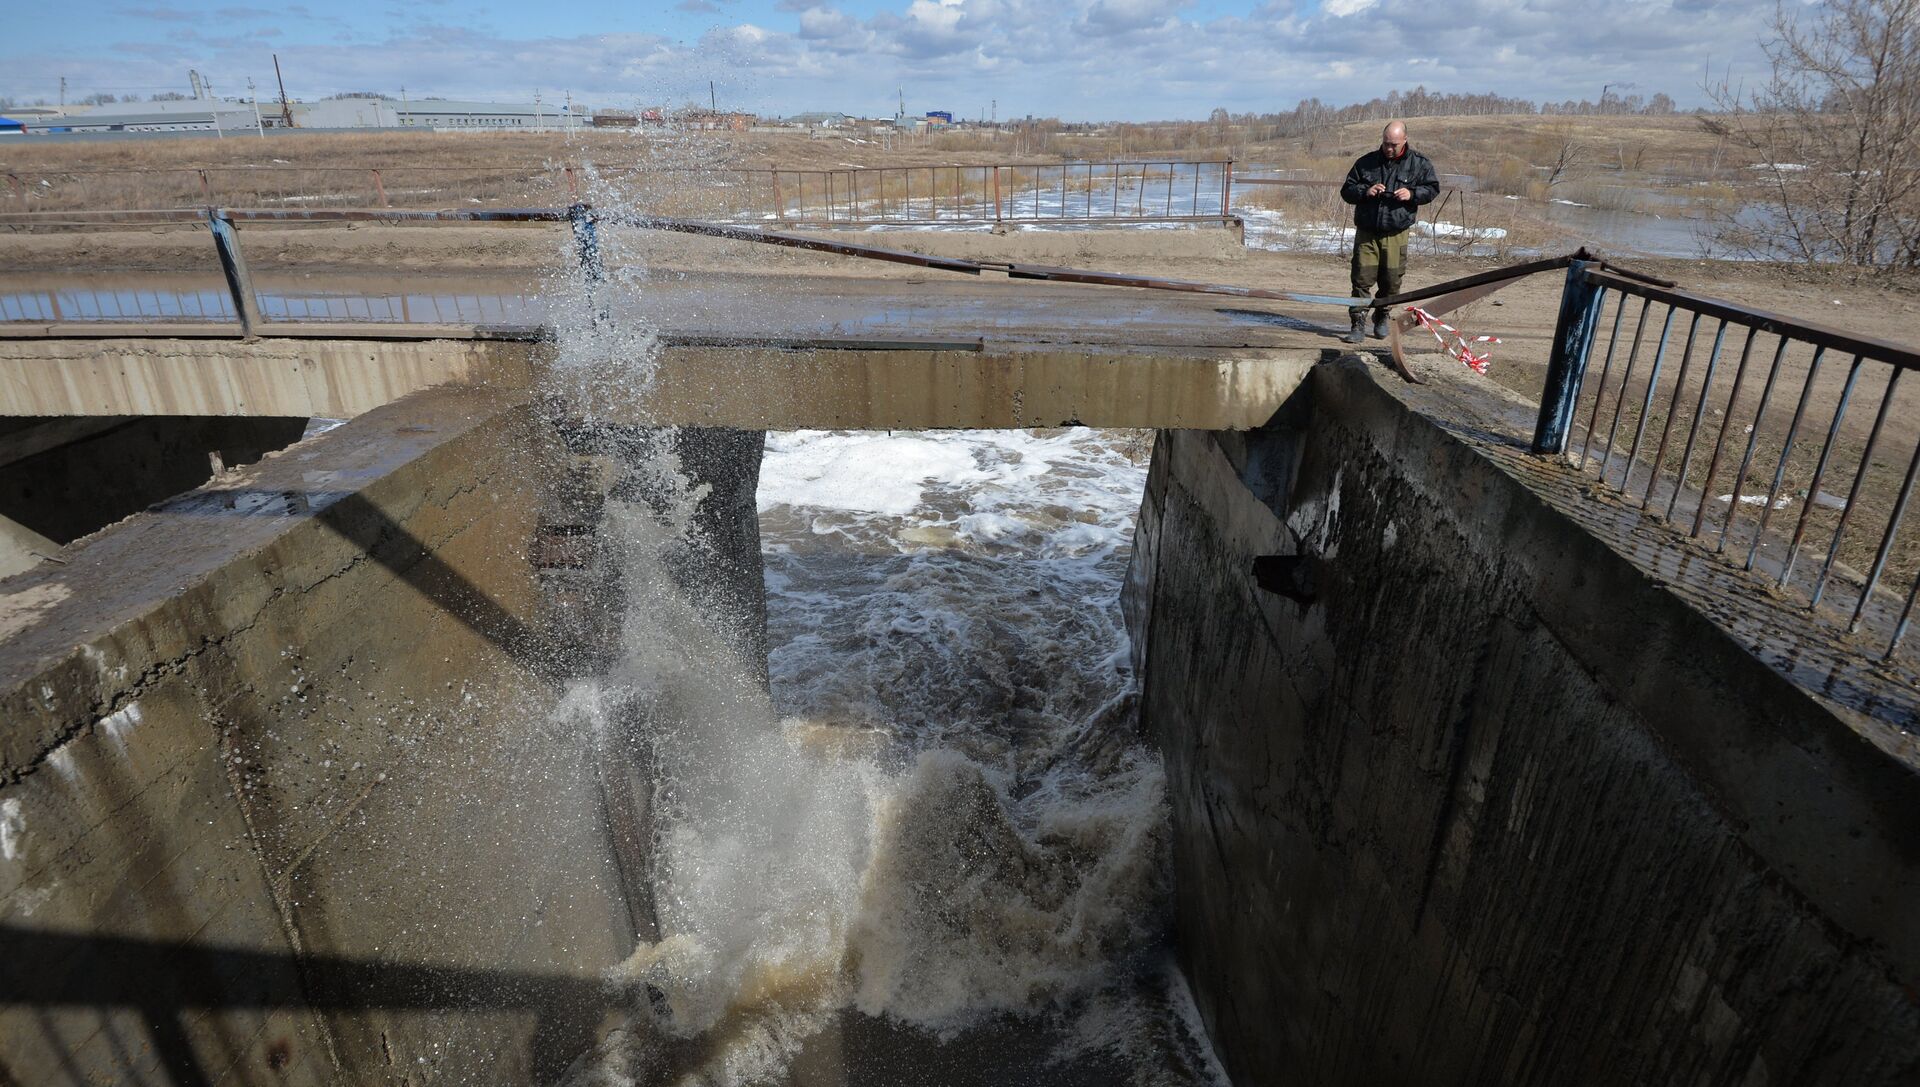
[1406,306,1500,376]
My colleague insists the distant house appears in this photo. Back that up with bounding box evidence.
[788,112,853,129]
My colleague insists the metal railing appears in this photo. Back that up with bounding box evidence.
[3,160,1239,226]
[0,207,585,337]
[1533,259,1920,659]
[4,164,577,212]
[1234,177,1482,256]
[746,161,1234,225]
[0,202,1383,342]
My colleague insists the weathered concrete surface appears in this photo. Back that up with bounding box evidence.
[1126,358,1920,1085]
[0,336,528,417]
[0,387,641,1084]
[620,344,1313,431]
[0,513,57,578]
[0,337,1318,430]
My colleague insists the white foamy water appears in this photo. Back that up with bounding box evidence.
[564,425,1220,1085]
[543,177,1216,1083]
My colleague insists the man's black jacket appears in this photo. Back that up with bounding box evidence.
[1340,146,1440,234]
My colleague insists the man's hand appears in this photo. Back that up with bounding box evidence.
[1393,187,1412,201]
[1367,183,1386,197]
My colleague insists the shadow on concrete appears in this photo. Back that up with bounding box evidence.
[0,923,622,1086]
[1212,307,1331,335]
[171,486,561,679]
[308,489,558,676]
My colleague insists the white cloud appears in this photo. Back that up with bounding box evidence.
[5,0,1778,121]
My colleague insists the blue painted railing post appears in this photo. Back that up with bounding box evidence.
[1531,259,1606,455]
[206,208,261,339]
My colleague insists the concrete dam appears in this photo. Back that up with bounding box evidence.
[0,217,1916,1086]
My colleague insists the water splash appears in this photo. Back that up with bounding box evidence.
[542,161,1213,1084]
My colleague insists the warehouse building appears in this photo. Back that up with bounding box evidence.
[16,99,259,134]
[295,98,586,130]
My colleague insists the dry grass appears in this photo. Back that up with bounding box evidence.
[2,131,1234,219]
[0,115,1752,242]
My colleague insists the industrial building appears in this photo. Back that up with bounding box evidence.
[13,99,260,134]
[294,97,587,130]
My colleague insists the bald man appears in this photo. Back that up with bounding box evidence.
[1338,121,1440,343]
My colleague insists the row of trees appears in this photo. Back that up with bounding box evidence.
[0,91,202,108]
[1199,86,1683,144]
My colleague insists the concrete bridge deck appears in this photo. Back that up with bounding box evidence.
[0,273,1337,428]
[0,270,1341,348]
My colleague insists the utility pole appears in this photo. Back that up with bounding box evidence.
[565,90,573,131]
[709,80,716,113]
[207,78,224,139]
[59,77,65,108]
[534,90,543,131]
[273,53,293,127]
[248,77,264,136]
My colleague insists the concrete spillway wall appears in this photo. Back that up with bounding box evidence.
[0,389,650,1083]
[1125,360,1920,1085]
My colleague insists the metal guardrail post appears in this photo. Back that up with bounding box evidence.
[1532,259,1606,454]
[206,209,262,339]
[568,204,604,283]
[568,203,609,328]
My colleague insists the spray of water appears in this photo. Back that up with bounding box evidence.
[545,163,1217,1086]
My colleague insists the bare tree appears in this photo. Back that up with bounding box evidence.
[1703,0,1920,271]
[1543,134,1587,188]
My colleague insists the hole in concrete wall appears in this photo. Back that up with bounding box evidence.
[0,415,310,570]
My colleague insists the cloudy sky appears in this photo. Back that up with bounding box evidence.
[3,0,1783,120]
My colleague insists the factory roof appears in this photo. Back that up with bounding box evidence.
[33,107,254,128]
[392,99,583,115]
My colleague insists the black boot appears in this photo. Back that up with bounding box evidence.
[1341,313,1367,344]
[1370,310,1391,339]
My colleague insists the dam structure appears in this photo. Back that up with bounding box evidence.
[0,208,1916,1085]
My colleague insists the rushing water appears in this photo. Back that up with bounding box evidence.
[540,183,1221,1085]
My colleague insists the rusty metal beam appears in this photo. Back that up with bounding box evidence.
[607,213,987,274]
[1386,275,1535,382]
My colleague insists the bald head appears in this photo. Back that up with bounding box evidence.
[1382,121,1408,155]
